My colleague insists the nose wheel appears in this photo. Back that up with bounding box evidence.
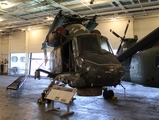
[103,88,114,99]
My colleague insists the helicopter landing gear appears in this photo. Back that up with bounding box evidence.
[103,88,114,99]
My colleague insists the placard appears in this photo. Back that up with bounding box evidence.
[45,85,76,104]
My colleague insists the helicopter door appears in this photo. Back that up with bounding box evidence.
[69,42,75,72]
[62,43,69,72]
[52,47,62,73]
[62,42,75,72]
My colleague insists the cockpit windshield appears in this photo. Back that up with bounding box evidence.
[76,34,113,54]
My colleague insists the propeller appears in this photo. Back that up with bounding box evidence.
[110,20,130,55]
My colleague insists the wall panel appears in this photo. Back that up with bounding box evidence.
[0,35,9,60]
[9,32,25,53]
[134,16,159,40]
[27,29,48,53]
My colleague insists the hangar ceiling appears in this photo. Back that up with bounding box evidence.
[0,0,159,33]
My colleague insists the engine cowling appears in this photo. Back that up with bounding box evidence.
[47,27,66,47]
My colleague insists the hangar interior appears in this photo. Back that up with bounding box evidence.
[0,0,159,75]
[0,1,159,120]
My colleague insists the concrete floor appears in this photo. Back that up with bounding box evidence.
[0,75,159,120]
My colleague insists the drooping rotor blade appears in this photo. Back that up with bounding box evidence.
[86,22,98,32]
[41,10,65,50]
[123,20,130,40]
[110,29,122,39]
[47,10,65,35]
[41,42,49,49]
[85,15,98,32]
[41,10,65,67]
[116,41,123,55]
[44,49,48,66]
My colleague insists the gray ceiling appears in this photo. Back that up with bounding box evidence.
[0,0,159,33]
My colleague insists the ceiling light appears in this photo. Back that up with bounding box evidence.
[111,17,116,21]
[45,17,54,21]
[0,18,3,22]
[28,27,32,31]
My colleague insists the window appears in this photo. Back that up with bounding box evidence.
[10,53,26,75]
[99,36,114,54]
[156,56,159,68]
[29,53,51,76]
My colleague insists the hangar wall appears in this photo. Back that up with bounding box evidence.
[0,35,9,61]
[9,32,25,53]
[134,16,159,40]
[26,28,48,53]
[0,16,159,74]
[0,35,9,74]
[6,17,159,54]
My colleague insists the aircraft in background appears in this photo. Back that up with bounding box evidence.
[110,20,159,88]
[34,10,125,101]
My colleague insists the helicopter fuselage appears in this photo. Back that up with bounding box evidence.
[50,24,124,89]
[35,10,125,97]
[122,46,159,88]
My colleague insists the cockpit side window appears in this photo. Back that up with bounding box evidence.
[77,35,100,53]
[100,36,113,54]
[156,56,159,68]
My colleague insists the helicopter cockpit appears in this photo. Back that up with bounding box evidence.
[73,34,114,56]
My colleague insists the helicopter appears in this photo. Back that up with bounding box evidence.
[110,20,159,88]
[34,10,125,100]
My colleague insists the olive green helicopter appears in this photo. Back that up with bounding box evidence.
[35,10,125,101]
[110,20,159,88]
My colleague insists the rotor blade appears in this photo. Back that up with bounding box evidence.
[41,41,49,50]
[85,15,98,32]
[123,20,130,39]
[47,10,65,35]
[110,29,122,39]
[42,10,65,50]
[116,41,123,55]
[44,49,48,66]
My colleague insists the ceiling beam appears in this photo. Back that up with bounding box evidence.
[137,0,147,15]
[77,4,159,17]
[130,0,135,4]
[109,2,116,7]
[114,0,126,10]
[51,0,77,14]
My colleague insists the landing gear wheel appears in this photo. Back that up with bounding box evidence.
[108,90,114,98]
[103,89,110,99]
[103,89,114,99]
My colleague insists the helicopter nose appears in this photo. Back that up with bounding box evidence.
[86,65,124,77]
[84,64,124,86]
